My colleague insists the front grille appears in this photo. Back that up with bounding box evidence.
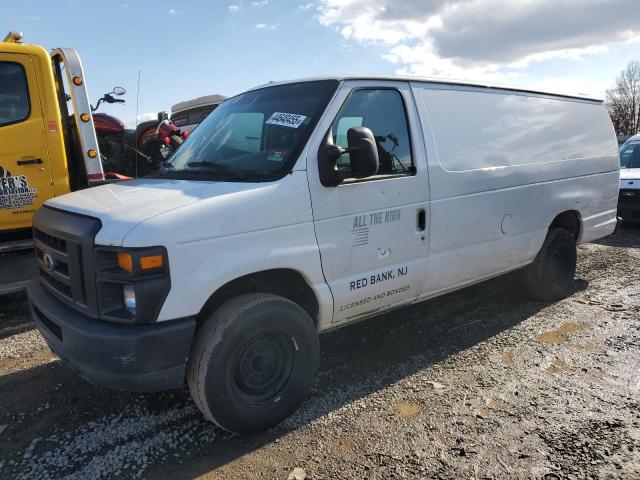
[34,228,85,304]
[32,207,102,318]
[620,189,639,200]
[34,229,67,253]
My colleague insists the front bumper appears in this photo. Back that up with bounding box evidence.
[27,280,196,392]
[618,190,640,222]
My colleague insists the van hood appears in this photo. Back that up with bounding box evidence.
[620,168,640,189]
[45,179,257,245]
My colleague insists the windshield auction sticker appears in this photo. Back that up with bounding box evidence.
[0,165,37,210]
[266,112,307,129]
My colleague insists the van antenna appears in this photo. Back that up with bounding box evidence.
[134,69,141,178]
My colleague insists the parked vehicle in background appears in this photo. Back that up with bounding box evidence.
[27,76,619,434]
[618,133,640,222]
[0,32,128,295]
[617,134,634,147]
[171,94,226,132]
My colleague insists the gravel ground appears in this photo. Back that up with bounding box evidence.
[0,227,639,479]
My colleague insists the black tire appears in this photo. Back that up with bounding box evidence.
[187,293,320,434]
[523,228,577,301]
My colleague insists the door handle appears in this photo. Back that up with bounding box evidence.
[417,209,426,232]
[17,158,43,166]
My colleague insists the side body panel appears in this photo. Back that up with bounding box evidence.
[119,173,334,329]
[412,82,619,297]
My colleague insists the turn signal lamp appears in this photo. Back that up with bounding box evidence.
[72,76,83,86]
[140,255,164,270]
[87,149,97,158]
[80,113,90,122]
[118,252,164,273]
[117,252,133,273]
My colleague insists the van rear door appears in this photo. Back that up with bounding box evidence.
[0,53,54,230]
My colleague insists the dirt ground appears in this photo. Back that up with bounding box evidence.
[0,227,639,480]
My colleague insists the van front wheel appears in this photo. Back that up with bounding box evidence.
[187,293,320,434]
[523,228,577,301]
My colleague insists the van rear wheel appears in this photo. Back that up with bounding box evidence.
[187,293,320,434]
[523,228,577,301]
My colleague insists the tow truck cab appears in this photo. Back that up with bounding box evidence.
[27,76,620,434]
[0,31,105,293]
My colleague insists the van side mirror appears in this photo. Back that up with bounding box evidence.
[318,126,379,187]
[347,127,379,179]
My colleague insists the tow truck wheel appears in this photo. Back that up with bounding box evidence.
[523,227,577,301]
[187,293,320,434]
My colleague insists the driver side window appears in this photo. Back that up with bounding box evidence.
[0,62,30,127]
[331,89,413,178]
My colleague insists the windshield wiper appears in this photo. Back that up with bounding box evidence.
[241,169,282,180]
[186,161,248,180]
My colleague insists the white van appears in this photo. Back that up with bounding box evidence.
[27,76,620,433]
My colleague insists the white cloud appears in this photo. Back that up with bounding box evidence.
[126,112,158,129]
[521,76,610,99]
[317,0,640,87]
[251,0,268,5]
[26,15,44,21]
[255,22,280,30]
[168,8,182,15]
[228,4,240,12]
[299,3,314,9]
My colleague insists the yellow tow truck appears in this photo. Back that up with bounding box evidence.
[0,32,109,294]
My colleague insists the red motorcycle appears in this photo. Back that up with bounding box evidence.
[91,87,149,177]
[137,112,189,167]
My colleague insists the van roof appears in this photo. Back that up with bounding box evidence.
[249,75,603,103]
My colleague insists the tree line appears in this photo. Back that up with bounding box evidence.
[606,60,640,137]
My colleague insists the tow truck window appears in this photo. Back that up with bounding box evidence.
[331,89,414,179]
[0,62,30,127]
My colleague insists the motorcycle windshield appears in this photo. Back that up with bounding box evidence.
[152,80,339,182]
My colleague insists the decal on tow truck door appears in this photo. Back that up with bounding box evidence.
[0,163,38,210]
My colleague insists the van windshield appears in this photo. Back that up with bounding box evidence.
[620,141,640,169]
[150,80,338,182]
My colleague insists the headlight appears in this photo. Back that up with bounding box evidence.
[95,246,171,324]
[123,285,136,314]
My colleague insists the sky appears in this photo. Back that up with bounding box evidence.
[2,0,639,127]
